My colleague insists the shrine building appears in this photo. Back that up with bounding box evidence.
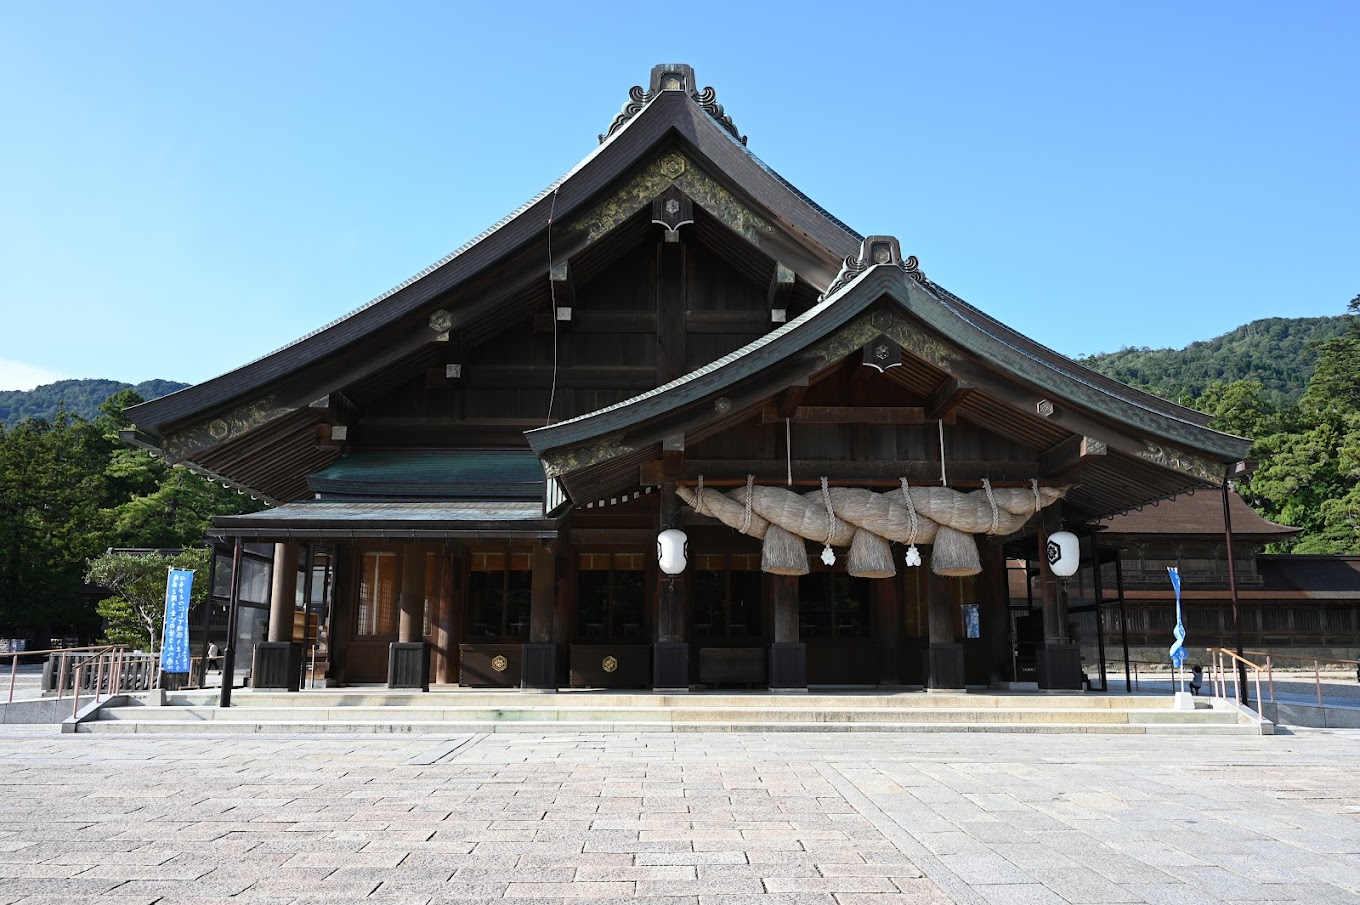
[124,64,1253,694]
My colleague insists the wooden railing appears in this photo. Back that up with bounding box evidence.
[6,645,129,704]
[67,649,161,718]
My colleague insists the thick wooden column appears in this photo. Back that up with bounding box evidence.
[1036,519,1083,690]
[267,543,299,643]
[328,545,353,686]
[398,546,424,643]
[874,576,900,686]
[389,544,429,690]
[979,539,1012,686]
[926,557,964,690]
[768,573,806,690]
[255,542,301,690]
[433,545,454,685]
[653,482,688,690]
[524,541,558,689]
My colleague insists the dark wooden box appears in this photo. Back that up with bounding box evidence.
[460,644,522,687]
[569,644,651,688]
[698,647,765,686]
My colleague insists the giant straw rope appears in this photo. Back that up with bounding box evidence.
[675,479,1065,578]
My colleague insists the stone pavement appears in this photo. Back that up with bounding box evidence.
[0,726,1358,904]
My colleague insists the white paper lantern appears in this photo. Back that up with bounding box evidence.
[1046,530,1080,577]
[657,528,688,575]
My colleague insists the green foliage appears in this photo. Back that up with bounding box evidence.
[1215,297,1360,554]
[0,410,111,638]
[0,383,259,639]
[1080,316,1347,407]
[0,379,188,428]
[86,549,210,650]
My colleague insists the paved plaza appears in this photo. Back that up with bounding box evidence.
[1,726,1358,904]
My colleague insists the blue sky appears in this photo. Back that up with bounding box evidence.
[1,2,1355,391]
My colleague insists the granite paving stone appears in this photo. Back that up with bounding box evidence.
[1,725,1359,903]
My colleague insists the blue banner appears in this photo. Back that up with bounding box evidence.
[161,569,194,673]
[1168,566,1186,669]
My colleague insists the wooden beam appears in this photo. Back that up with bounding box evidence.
[925,378,974,421]
[550,260,574,323]
[664,459,1043,486]
[656,240,687,384]
[662,433,685,476]
[767,262,795,322]
[760,405,926,425]
[775,381,808,419]
[1039,435,1108,476]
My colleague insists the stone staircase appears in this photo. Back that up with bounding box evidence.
[72,689,1271,735]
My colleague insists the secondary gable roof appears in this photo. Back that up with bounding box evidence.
[527,236,1253,519]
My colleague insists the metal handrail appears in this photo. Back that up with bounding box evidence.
[1239,650,1359,708]
[1206,647,1266,710]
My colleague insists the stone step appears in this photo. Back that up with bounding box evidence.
[157,691,1187,711]
[96,704,1241,725]
[77,718,1263,736]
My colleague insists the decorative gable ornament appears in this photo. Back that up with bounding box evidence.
[820,236,926,302]
[600,63,746,145]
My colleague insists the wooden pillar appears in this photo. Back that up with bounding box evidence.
[1038,521,1063,644]
[768,573,806,690]
[926,554,964,689]
[267,543,299,643]
[255,542,301,690]
[874,576,901,687]
[1036,517,1083,690]
[653,483,688,689]
[390,544,430,690]
[398,545,424,644]
[531,542,556,643]
[433,544,454,685]
[771,574,799,643]
[329,545,353,685]
[980,538,1011,686]
[926,570,952,645]
[656,483,686,643]
[524,541,558,689]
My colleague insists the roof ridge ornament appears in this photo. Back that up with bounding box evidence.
[819,236,926,301]
[600,63,747,146]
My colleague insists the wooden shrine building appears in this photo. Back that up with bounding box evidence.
[124,64,1253,694]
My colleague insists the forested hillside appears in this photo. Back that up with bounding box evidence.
[1078,316,1346,406]
[0,378,188,427]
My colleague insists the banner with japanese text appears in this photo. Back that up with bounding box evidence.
[161,569,194,673]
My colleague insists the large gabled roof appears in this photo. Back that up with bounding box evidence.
[126,65,861,441]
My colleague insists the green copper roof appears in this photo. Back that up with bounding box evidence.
[307,450,544,501]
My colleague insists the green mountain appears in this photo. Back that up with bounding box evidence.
[0,379,188,428]
[1078,316,1347,406]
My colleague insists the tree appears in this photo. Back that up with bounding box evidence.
[1234,295,1360,553]
[85,549,210,650]
[0,409,111,640]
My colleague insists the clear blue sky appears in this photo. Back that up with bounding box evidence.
[2,1,1356,391]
